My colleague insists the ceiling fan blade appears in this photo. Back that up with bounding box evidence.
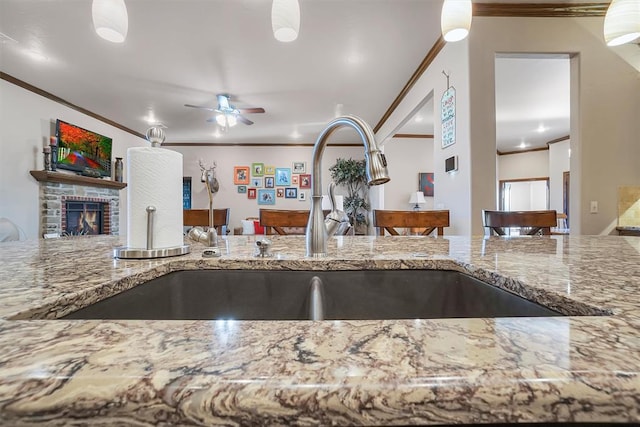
[238,107,265,114]
[206,117,218,123]
[185,104,215,111]
[237,115,254,126]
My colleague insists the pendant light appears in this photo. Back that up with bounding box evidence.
[271,0,300,42]
[604,0,640,47]
[441,0,472,42]
[92,0,129,43]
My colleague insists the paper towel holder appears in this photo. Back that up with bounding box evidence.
[113,205,190,259]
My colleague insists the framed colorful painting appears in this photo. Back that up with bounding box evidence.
[265,165,275,175]
[233,166,250,185]
[285,187,297,199]
[258,189,276,205]
[419,172,434,197]
[275,168,292,186]
[292,161,306,174]
[247,188,257,199]
[251,163,264,177]
[264,176,275,188]
[299,174,311,189]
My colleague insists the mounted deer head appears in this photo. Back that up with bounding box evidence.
[199,159,219,194]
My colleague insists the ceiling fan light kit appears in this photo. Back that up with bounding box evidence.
[271,0,300,42]
[92,0,129,43]
[604,0,640,47]
[185,94,265,132]
[215,113,237,128]
[441,0,472,42]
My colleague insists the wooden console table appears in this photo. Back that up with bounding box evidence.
[30,170,126,190]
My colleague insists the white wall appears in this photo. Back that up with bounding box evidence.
[382,137,434,210]
[498,150,549,180]
[0,79,147,240]
[549,140,570,214]
[167,145,363,231]
[376,16,639,235]
[470,17,640,235]
[1,79,428,238]
[377,40,473,235]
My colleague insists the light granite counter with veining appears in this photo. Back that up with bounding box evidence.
[0,235,639,426]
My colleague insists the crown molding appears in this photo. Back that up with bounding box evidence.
[1,72,146,140]
[474,2,608,17]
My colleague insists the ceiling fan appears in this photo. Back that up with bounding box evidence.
[184,94,265,128]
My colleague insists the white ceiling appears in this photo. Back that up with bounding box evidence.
[0,1,599,151]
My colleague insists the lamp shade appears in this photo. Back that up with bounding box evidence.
[441,0,472,42]
[604,0,640,47]
[92,0,128,43]
[409,191,427,205]
[272,0,300,42]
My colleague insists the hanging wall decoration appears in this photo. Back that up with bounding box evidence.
[441,70,456,149]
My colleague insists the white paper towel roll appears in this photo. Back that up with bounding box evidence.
[127,147,183,249]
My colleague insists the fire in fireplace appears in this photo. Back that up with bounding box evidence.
[64,201,105,235]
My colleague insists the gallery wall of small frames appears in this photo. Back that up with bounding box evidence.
[233,161,311,205]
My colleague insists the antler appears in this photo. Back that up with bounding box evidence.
[198,159,216,172]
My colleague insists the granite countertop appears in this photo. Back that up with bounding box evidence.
[0,235,639,425]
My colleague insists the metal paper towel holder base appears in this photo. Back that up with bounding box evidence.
[113,205,191,259]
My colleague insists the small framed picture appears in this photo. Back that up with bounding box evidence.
[298,191,307,201]
[275,168,292,186]
[299,174,311,189]
[237,185,247,194]
[285,187,297,199]
[265,165,275,175]
[276,188,284,198]
[292,175,299,185]
[252,163,264,177]
[248,188,257,199]
[234,166,250,185]
[292,161,306,174]
[264,176,275,188]
[251,178,263,188]
[258,189,276,205]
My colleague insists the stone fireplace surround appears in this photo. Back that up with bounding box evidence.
[30,171,126,238]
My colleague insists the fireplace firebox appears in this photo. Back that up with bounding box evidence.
[61,196,112,236]
[65,201,104,235]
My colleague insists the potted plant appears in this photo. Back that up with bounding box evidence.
[329,157,370,234]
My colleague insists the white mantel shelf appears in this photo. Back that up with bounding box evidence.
[30,170,126,190]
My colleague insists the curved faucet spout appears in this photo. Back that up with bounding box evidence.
[305,115,390,257]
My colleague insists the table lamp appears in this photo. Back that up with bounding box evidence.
[409,191,426,211]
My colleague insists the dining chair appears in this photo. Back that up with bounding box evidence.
[373,210,450,236]
[259,209,311,235]
[183,208,230,235]
[482,209,557,236]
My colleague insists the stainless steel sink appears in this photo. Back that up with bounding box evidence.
[62,270,561,320]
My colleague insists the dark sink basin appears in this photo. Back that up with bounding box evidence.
[62,270,561,320]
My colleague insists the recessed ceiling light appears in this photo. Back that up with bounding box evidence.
[414,116,424,123]
[519,141,527,149]
[291,130,301,139]
[536,124,548,133]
